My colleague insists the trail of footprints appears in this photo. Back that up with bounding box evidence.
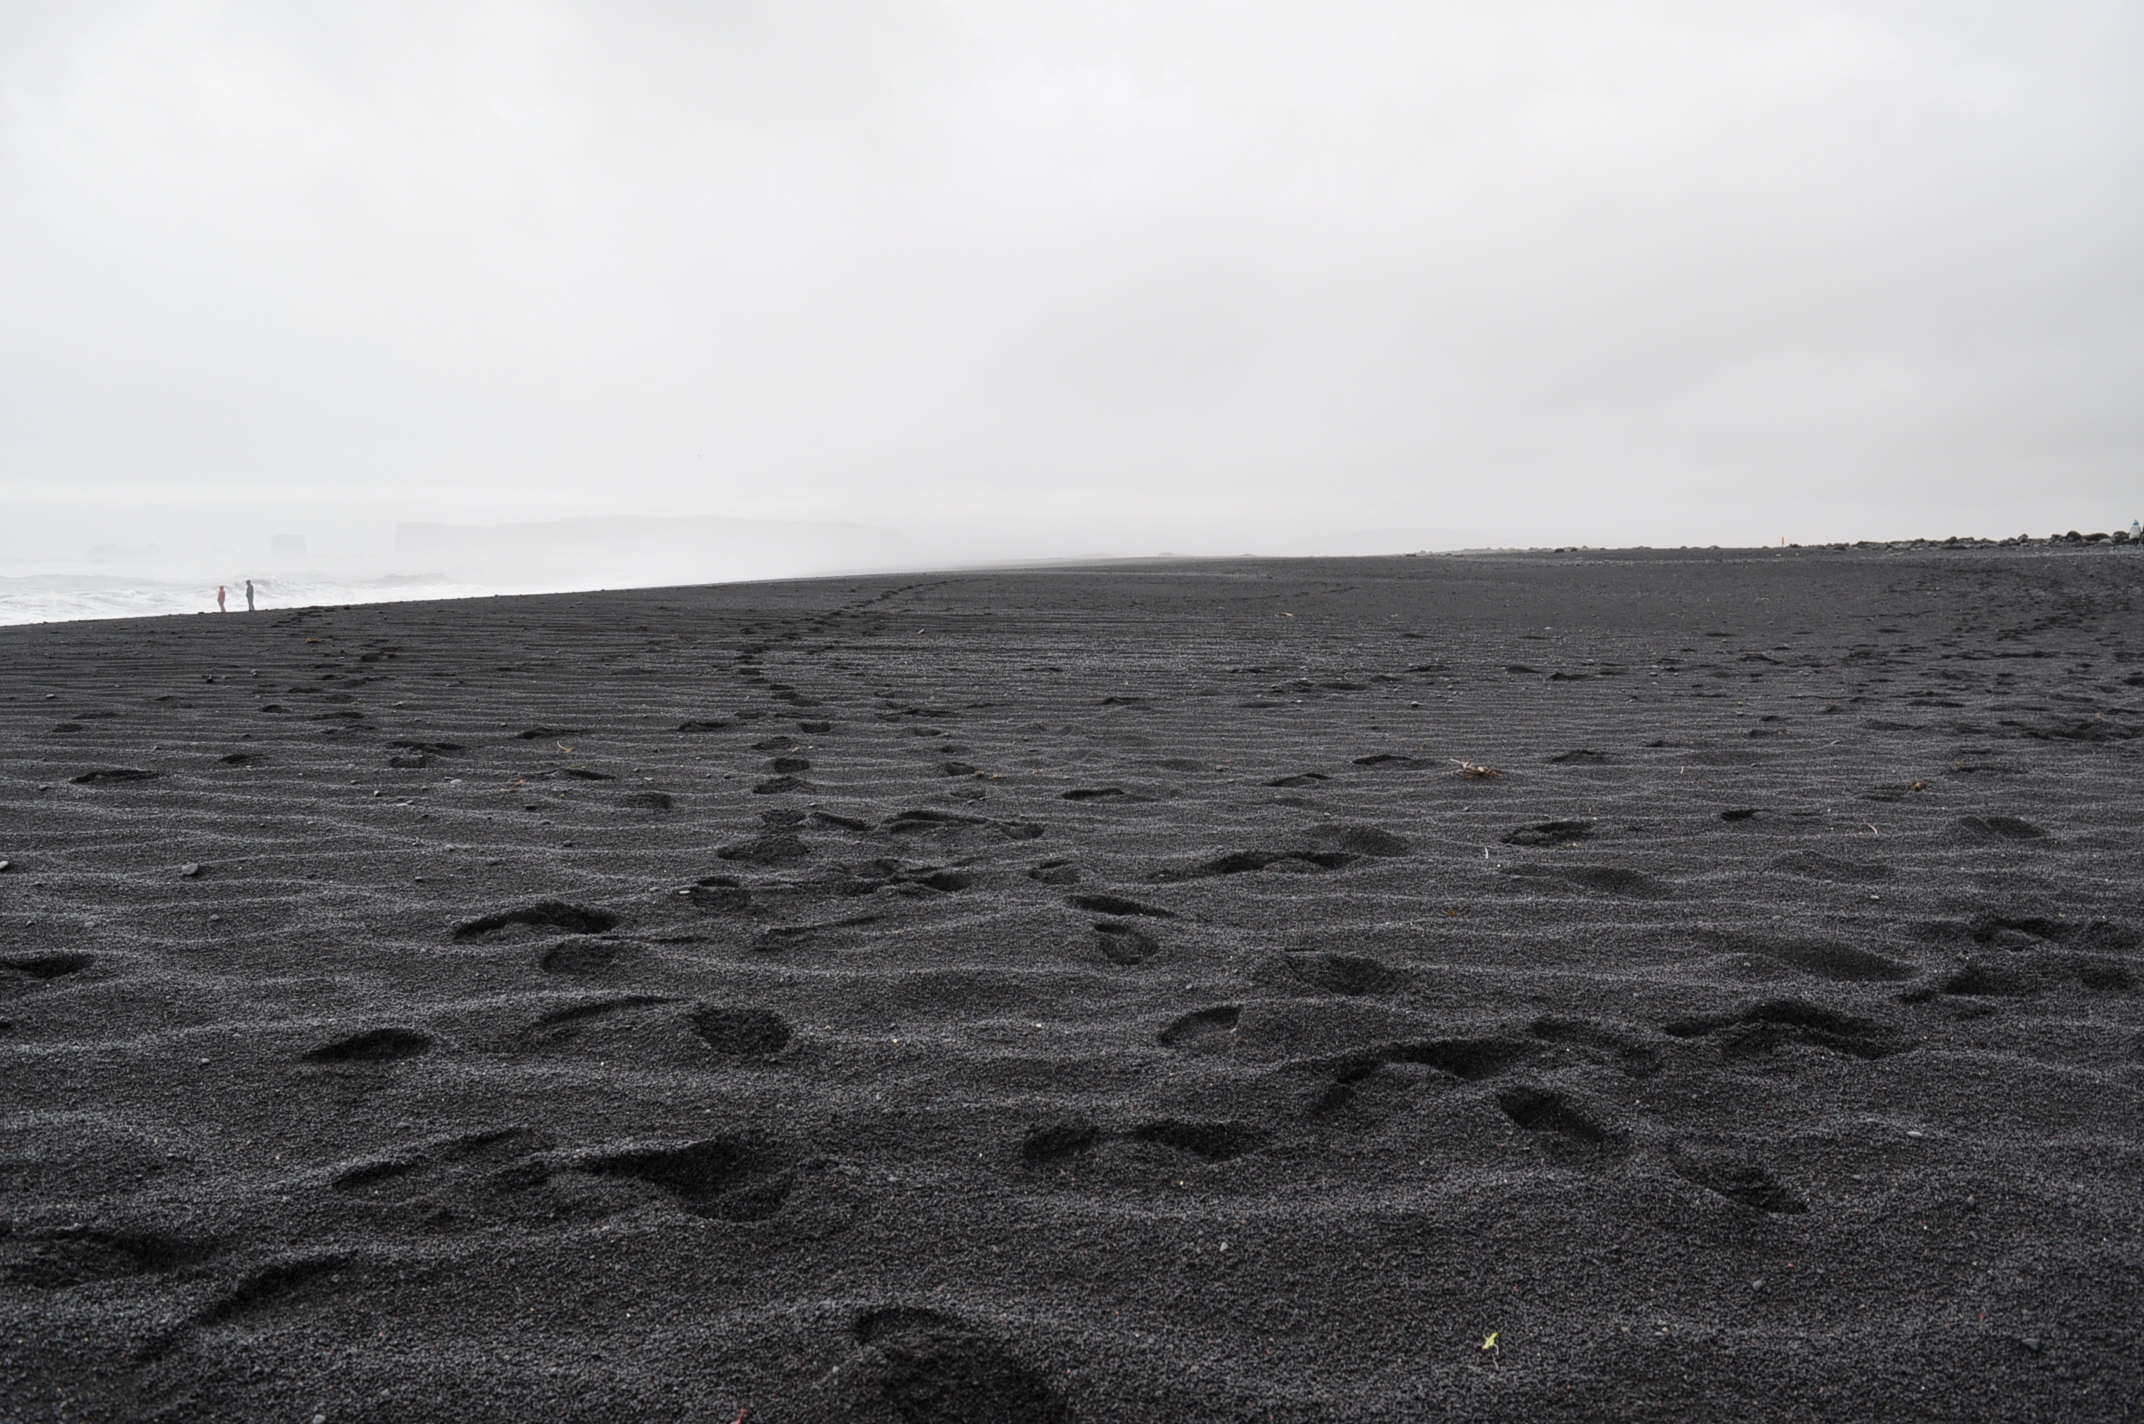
[11,790,2137,1250]
[5,555,2142,1417]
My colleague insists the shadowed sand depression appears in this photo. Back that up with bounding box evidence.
[1,547,2140,1422]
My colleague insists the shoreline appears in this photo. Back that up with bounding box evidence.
[2,531,2136,630]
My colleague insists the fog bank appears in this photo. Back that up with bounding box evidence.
[2,4,2139,554]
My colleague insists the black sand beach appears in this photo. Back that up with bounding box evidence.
[2,546,2139,1423]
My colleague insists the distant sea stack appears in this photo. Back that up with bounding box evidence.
[393,515,901,584]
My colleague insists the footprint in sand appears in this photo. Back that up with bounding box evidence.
[3,952,94,980]
[1662,999,1907,1060]
[305,1028,433,1063]
[1749,938,1914,983]
[1021,1120,1103,1166]
[1126,1120,1266,1161]
[1302,825,1412,856]
[716,832,810,866]
[1092,921,1159,965]
[1389,1036,1536,1080]
[1158,1005,1240,1048]
[688,1005,793,1056]
[1669,1151,1808,1213]
[1495,1086,1619,1161]
[538,939,627,974]
[455,902,621,939]
[1150,849,1355,881]
[579,1137,792,1221]
[1068,892,1175,919]
[827,1308,1071,1424]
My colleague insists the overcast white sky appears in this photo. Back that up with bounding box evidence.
[1,0,2139,555]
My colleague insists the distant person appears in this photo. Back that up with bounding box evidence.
[245,579,255,612]
[216,584,226,613]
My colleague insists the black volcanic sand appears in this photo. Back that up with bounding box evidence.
[2,548,2140,1423]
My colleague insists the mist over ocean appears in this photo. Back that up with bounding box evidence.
[0,504,913,627]
[0,499,1499,626]
[0,573,526,628]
